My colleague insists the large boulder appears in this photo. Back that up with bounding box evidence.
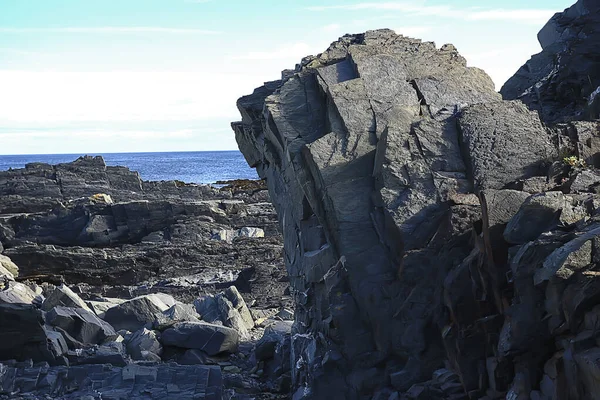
[0,303,67,363]
[160,322,239,356]
[41,284,92,312]
[46,306,117,345]
[103,293,177,332]
[0,255,18,278]
[0,281,40,305]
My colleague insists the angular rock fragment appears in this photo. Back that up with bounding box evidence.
[103,293,177,332]
[160,322,239,356]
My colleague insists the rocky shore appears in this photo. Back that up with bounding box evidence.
[0,156,293,399]
[232,0,600,399]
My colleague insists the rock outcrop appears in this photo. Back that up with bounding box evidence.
[233,15,600,400]
[501,0,600,123]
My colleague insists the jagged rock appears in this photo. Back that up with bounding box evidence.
[0,255,18,278]
[0,303,67,363]
[504,192,587,244]
[103,293,177,332]
[126,327,162,361]
[87,297,125,318]
[41,284,92,312]
[0,281,40,304]
[501,0,600,123]
[160,322,239,356]
[154,302,201,329]
[0,263,14,281]
[179,349,209,365]
[46,306,117,345]
[223,286,254,330]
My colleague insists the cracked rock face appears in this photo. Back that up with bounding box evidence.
[232,29,562,398]
[232,13,600,397]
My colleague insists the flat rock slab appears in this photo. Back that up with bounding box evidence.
[0,362,222,399]
[161,322,239,356]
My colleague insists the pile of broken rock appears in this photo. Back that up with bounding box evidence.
[0,265,293,399]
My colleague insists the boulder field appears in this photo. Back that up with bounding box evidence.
[232,0,600,399]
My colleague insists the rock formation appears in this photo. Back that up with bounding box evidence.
[0,158,293,399]
[233,3,600,398]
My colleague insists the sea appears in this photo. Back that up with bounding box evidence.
[0,151,259,184]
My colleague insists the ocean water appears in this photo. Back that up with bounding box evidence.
[0,151,259,184]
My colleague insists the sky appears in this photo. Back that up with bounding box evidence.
[0,0,574,155]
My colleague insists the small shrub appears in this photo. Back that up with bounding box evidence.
[563,156,586,168]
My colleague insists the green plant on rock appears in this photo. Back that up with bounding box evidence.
[563,155,587,168]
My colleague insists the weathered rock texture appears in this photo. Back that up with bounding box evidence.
[502,0,600,124]
[0,156,289,308]
[233,19,600,400]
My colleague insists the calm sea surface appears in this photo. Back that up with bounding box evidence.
[0,151,258,184]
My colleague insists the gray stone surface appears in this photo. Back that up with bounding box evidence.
[0,362,222,399]
[46,306,117,345]
[160,322,239,356]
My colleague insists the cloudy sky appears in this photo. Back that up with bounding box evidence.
[0,0,573,155]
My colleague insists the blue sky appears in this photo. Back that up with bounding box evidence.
[0,0,574,155]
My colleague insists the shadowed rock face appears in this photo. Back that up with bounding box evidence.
[501,0,600,124]
[233,24,600,399]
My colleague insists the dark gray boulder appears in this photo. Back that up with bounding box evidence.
[103,293,176,332]
[160,322,239,356]
[46,306,117,345]
[0,303,67,363]
[126,327,162,361]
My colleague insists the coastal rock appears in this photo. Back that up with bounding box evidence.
[0,362,223,400]
[232,17,600,398]
[160,322,240,356]
[46,306,118,345]
[126,327,162,360]
[501,0,600,123]
[0,281,40,304]
[0,254,18,278]
[103,293,177,332]
[0,303,67,363]
[41,284,92,312]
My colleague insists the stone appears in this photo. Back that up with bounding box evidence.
[0,303,67,363]
[103,293,177,332]
[87,297,125,318]
[0,281,40,304]
[574,347,600,399]
[160,322,239,356]
[504,192,587,244]
[126,328,162,361]
[41,284,92,312]
[0,254,18,278]
[0,362,222,399]
[458,101,556,191]
[238,227,264,238]
[46,306,117,345]
[501,0,600,123]
[154,302,201,329]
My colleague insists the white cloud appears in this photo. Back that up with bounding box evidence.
[233,42,313,61]
[0,70,264,125]
[0,27,220,34]
[307,3,556,24]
